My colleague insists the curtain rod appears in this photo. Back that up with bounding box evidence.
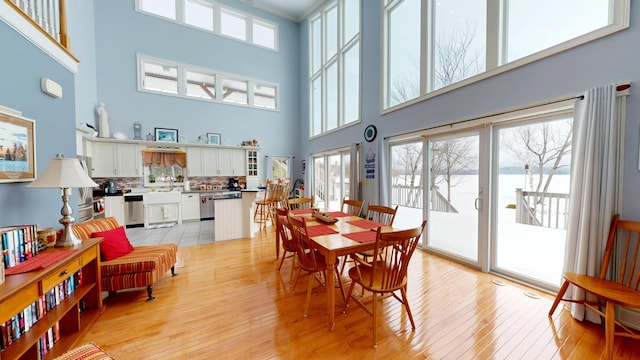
[384,83,631,140]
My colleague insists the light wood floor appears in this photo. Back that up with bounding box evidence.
[78,226,640,359]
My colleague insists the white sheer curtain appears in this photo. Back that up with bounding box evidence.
[564,84,620,323]
[379,137,390,206]
[349,143,360,200]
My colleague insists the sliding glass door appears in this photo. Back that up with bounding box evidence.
[491,117,572,287]
[388,110,572,289]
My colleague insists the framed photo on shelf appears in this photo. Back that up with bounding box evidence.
[155,127,178,143]
[207,133,221,145]
[0,108,36,183]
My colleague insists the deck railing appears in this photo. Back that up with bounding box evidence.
[391,184,457,213]
[515,188,569,230]
[5,0,70,52]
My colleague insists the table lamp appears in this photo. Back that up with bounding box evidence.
[27,154,98,247]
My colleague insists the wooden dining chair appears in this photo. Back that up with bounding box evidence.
[274,208,296,283]
[366,204,398,226]
[287,213,345,317]
[353,204,399,265]
[342,220,426,348]
[341,198,364,217]
[287,196,315,211]
[548,214,640,359]
[254,179,278,229]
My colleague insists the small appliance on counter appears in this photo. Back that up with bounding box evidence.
[104,180,119,195]
[228,177,240,191]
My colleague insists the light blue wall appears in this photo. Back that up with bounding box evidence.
[93,0,300,178]
[298,1,640,217]
[0,21,78,228]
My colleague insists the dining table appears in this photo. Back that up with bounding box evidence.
[288,209,397,331]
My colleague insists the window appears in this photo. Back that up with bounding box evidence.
[185,0,213,31]
[138,55,278,110]
[136,0,278,51]
[185,69,215,99]
[252,20,276,49]
[383,0,629,109]
[220,9,247,41]
[140,0,176,20]
[312,149,350,210]
[142,60,178,94]
[309,0,361,137]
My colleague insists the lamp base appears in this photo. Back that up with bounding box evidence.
[55,224,81,247]
[55,187,81,247]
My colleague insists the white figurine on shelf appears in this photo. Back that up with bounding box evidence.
[97,102,110,138]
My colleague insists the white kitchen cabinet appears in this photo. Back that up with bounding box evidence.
[246,149,258,177]
[104,196,125,226]
[145,204,180,225]
[89,140,142,178]
[202,147,220,175]
[187,146,220,176]
[181,193,200,221]
[91,141,117,177]
[219,148,246,176]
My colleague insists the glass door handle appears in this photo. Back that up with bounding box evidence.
[475,197,482,210]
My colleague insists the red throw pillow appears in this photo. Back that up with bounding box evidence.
[91,226,135,261]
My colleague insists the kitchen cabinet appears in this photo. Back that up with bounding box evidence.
[187,146,245,176]
[186,146,219,177]
[246,149,258,177]
[218,148,246,176]
[104,196,125,226]
[89,140,143,178]
[145,204,180,225]
[181,193,200,221]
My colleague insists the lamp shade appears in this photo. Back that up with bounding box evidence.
[27,155,98,189]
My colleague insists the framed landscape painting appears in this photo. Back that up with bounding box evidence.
[0,108,36,183]
[155,127,178,143]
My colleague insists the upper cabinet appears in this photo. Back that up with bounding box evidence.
[85,137,251,179]
[87,140,142,177]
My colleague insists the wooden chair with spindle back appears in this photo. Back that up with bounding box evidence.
[342,221,426,347]
[548,214,640,360]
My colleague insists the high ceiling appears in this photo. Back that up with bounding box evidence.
[239,0,326,22]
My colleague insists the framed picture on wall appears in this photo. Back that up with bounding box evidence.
[207,133,221,145]
[0,107,36,183]
[155,127,178,143]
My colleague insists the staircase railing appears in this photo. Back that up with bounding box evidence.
[5,0,71,54]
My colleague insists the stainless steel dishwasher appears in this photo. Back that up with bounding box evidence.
[124,195,144,228]
[199,193,215,220]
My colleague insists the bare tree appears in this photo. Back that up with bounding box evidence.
[503,120,572,193]
[392,143,423,207]
[435,22,482,89]
[430,137,476,201]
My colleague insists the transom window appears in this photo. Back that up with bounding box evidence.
[383,0,629,109]
[309,0,361,138]
[138,54,278,110]
[137,0,278,51]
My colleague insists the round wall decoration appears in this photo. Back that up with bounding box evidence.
[364,125,377,142]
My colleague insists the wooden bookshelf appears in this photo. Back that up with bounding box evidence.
[0,238,104,360]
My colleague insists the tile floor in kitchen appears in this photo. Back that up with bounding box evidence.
[124,219,215,248]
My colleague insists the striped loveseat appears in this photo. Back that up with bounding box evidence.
[71,217,178,302]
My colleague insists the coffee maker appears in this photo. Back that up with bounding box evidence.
[228,177,240,191]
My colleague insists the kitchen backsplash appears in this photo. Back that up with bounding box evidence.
[92,176,247,192]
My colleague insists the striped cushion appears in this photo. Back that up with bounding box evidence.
[71,217,178,293]
[53,343,113,360]
[101,244,177,292]
[72,217,120,240]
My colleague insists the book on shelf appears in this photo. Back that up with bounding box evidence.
[0,270,80,351]
[1,224,39,270]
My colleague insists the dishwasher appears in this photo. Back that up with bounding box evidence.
[124,195,144,228]
[200,193,215,220]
